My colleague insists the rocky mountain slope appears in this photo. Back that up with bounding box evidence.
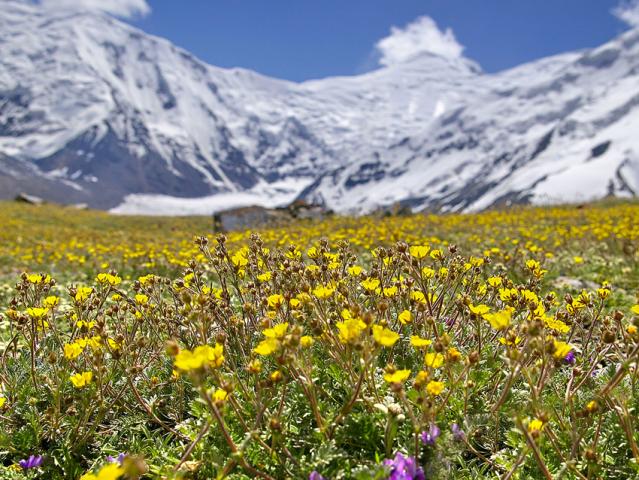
[1,0,638,214]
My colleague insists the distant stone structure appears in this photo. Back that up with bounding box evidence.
[213,200,331,232]
[213,206,286,232]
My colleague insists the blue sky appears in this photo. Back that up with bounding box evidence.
[52,0,639,82]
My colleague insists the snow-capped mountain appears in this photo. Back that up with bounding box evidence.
[304,34,639,213]
[1,0,638,214]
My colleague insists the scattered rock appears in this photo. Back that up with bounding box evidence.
[14,192,44,205]
[553,276,599,291]
[213,201,330,232]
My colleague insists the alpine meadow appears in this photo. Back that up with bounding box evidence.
[2,1,639,479]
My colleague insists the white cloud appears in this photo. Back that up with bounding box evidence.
[375,16,464,67]
[613,0,639,27]
[39,0,151,19]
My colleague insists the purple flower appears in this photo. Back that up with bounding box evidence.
[107,453,126,465]
[451,423,466,442]
[420,423,441,446]
[564,351,576,365]
[309,472,326,480]
[19,455,43,470]
[383,453,425,480]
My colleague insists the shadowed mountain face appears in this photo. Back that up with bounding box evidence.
[1,0,639,214]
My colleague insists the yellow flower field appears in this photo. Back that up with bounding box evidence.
[0,200,638,479]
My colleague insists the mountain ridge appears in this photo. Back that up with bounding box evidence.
[1,1,638,214]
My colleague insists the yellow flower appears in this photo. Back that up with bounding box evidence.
[410,336,432,348]
[384,369,411,383]
[212,388,228,403]
[573,256,584,264]
[409,245,430,259]
[487,276,502,288]
[447,347,462,362]
[64,342,84,360]
[96,273,121,286]
[135,294,149,305]
[499,336,522,346]
[75,286,93,303]
[254,338,280,356]
[411,290,426,304]
[372,325,399,347]
[597,287,611,299]
[521,290,540,305]
[107,338,121,351]
[422,267,435,278]
[361,277,380,292]
[313,285,335,299]
[347,265,363,276]
[586,400,598,412]
[424,352,444,368]
[182,273,195,288]
[398,310,413,325]
[383,286,398,297]
[528,418,544,434]
[77,320,96,330]
[231,250,248,267]
[248,359,262,374]
[430,249,443,260]
[566,300,586,314]
[470,256,484,267]
[27,273,50,284]
[267,294,285,309]
[80,463,124,480]
[483,309,512,331]
[0,397,6,408]
[543,316,570,333]
[525,259,541,271]
[43,295,60,308]
[426,380,445,396]
[87,335,102,351]
[553,340,572,360]
[26,307,49,320]
[414,371,429,388]
[257,271,272,282]
[499,288,518,302]
[70,371,93,388]
[138,274,155,285]
[627,325,638,335]
[300,336,315,348]
[341,309,354,320]
[468,304,490,316]
[285,248,301,260]
[263,322,289,339]
[336,318,367,344]
[174,344,224,371]
[632,305,639,315]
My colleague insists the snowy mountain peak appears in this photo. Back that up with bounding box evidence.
[0,3,638,215]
